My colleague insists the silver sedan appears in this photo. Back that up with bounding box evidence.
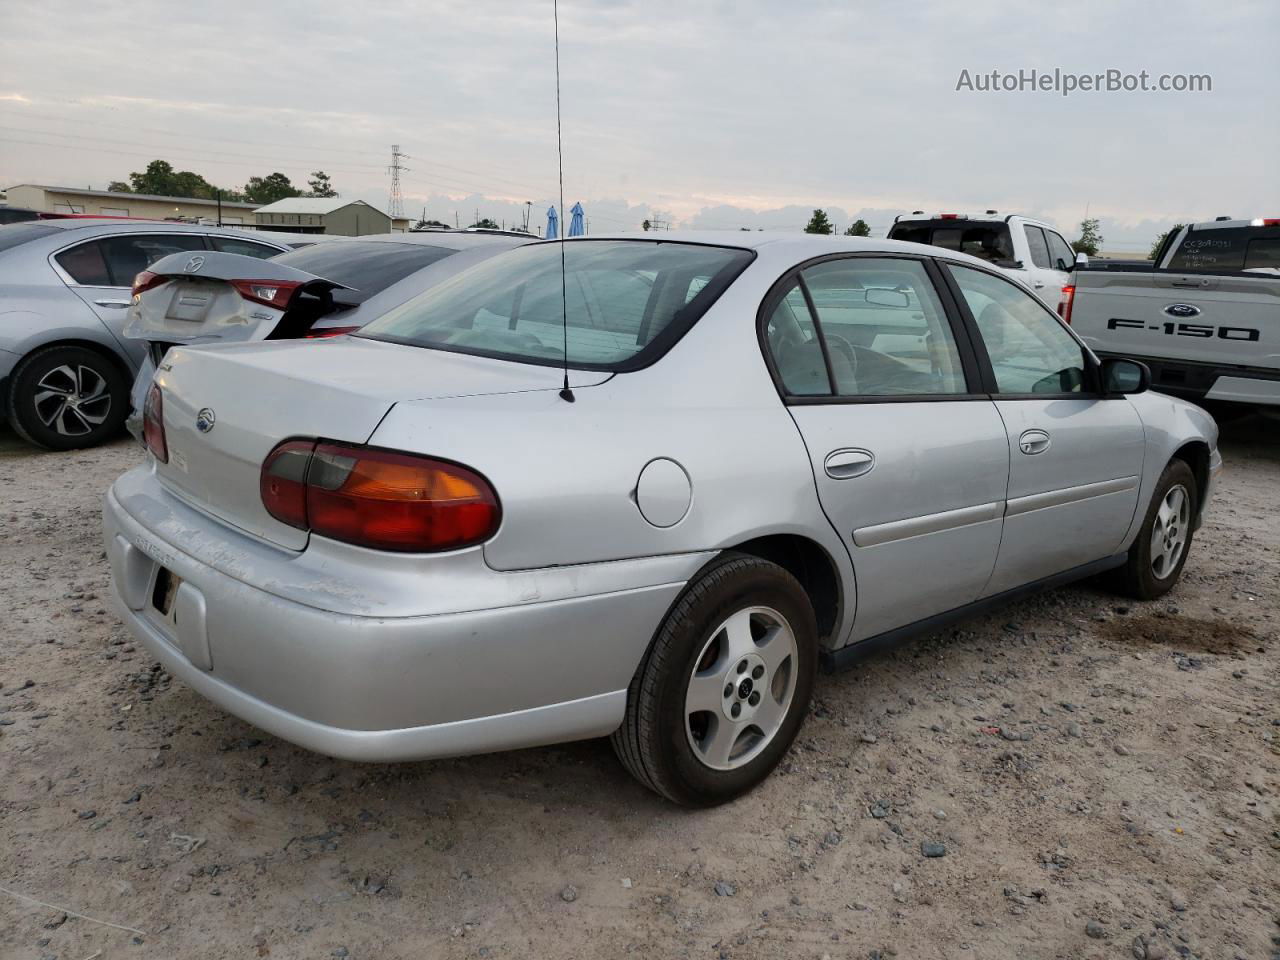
[103,233,1220,805]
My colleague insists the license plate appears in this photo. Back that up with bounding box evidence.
[152,567,182,616]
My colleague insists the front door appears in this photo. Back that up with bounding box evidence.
[763,255,1010,642]
[943,263,1146,595]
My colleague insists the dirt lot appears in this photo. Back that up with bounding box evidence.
[1,414,1277,960]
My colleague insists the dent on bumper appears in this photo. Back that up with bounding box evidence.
[104,480,707,761]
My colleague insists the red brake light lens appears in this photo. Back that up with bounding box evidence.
[142,383,168,463]
[230,279,303,310]
[1058,284,1076,324]
[260,440,315,530]
[304,325,361,339]
[132,270,168,297]
[259,440,501,552]
[939,213,959,219]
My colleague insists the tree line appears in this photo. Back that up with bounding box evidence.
[106,160,338,205]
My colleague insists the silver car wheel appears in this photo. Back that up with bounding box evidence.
[684,605,798,772]
[1149,483,1190,580]
[33,364,112,437]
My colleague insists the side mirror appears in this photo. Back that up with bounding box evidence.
[1101,358,1150,395]
[1075,251,1090,267]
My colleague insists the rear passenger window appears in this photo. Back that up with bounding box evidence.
[765,259,968,398]
[98,234,207,286]
[1023,226,1051,268]
[1245,237,1280,270]
[765,284,829,396]
[55,241,111,286]
[210,237,284,259]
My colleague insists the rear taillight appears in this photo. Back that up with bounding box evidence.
[132,270,168,297]
[143,383,167,463]
[230,279,303,310]
[260,440,501,552]
[1058,283,1075,324]
[260,440,315,529]
[304,325,361,339]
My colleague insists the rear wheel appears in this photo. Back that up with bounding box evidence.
[6,345,129,450]
[611,552,818,806]
[1113,459,1197,600]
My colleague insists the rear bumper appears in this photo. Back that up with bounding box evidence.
[104,469,707,762]
[1098,352,1280,406]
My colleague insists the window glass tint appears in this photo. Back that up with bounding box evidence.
[271,241,455,303]
[359,240,752,369]
[98,234,207,286]
[211,236,285,259]
[1244,237,1280,270]
[1046,231,1074,271]
[1024,226,1051,268]
[889,222,1013,263]
[1166,227,1253,271]
[800,258,967,396]
[55,240,111,285]
[766,283,829,396]
[949,264,1085,394]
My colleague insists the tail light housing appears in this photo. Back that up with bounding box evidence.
[261,440,501,552]
[231,279,303,310]
[1058,283,1075,324]
[132,270,169,297]
[304,325,361,339]
[142,383,168,463]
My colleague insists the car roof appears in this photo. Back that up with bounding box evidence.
[555,230,1010,271]
[345,232,536,251]
[33,218,282,239]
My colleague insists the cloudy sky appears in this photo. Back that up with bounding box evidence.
[2,0,1275,252]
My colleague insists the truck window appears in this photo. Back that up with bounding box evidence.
[888,222,1013,263]
[1244,237,1280,270]
[1046,232,1074,271]
[1023,226,1051,269]
[1167,227,1250,271]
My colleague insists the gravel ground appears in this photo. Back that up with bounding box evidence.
[1,413,1277,960]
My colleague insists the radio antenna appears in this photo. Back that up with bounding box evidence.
[553,0,574,402]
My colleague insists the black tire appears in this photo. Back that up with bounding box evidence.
[1113,459,1197,601]
[611,552,818,806]
[6,345,128,451]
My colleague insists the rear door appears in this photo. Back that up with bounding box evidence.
[942,262,1146,595]
[54,232,209,368]
[1020,223,1066,306]
[763,255,1009,642]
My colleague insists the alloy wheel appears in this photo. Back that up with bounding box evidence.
[32,364,112,437]
[1150,483,1190,580]
[684,606,798,771]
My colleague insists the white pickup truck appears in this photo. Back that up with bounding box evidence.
[888,211,1074,307]
[1064,217,1280,410]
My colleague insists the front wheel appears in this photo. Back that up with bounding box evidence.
[611,553,818,806]
[1113,459,1197,601]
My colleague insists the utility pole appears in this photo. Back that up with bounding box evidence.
[387,145,409,218]
[523,201,532,231]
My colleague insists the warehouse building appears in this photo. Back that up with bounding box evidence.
[253,197,404,236]
[3,183,259,223]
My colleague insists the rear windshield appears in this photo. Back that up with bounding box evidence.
[0,222,61,253]
[270,241,457,303]
[1166,225,1280,272]
[357,240,754,370]
[889,221,1014,263]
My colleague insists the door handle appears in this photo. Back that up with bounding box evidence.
[824,448,875,479]
[1032,281,1046,289]
[1018,429,1051,455]
[94,299,131,308]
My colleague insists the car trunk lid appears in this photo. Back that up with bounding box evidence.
[152,336,608,550]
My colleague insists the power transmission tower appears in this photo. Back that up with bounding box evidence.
[387,145,410,218]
